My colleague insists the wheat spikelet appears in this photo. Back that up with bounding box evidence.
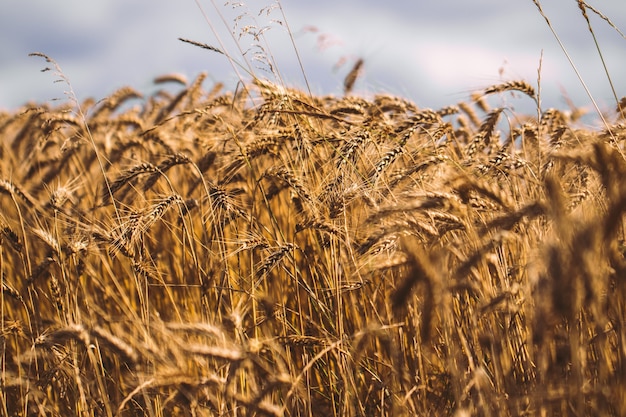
[186,72,208,107]
[541,108,568,129]
[385,153,448,191]
[90,86,142,118]
[470,92,491,114]
[430,211,466,233]
[165,322,227,340]
[548,124,568,148]
[477,107,504,147]
[10,108,48,158]
[452,231,515,283]
[42,112,81,132]
[336,129,370,170]
[264,166,313,207]
[142,152,192,192]
[130,259,161,282]
[153,73,189,86]
[153,88,189,123]
[0,219,22,253]
[103,162,158,205]
[224,135,292,178]
[110,195,184,257]
[228,236,271,258]
[178,37,225,55]
[388,109,439,137]
[257,243,295,278]
[465,137,484,161]
[90,326,140,365]
[1,280,23,303]
[453,176,515,211]
[32,227,62,256]
[369,144,406,181]
[323,187,348,220]
[295,216,342,239]
[46,182,78,212]
[0,178,39,210]
[107,138,145,164]
[278,335,326,348]
[36,323,91,347]
[357,219,440,256]
[483,80,536,99]
[391,237,438,342]
[373,94,418,115]
[196,150,217,174]
[368,192,460,222]
[36,324,139,366]
[91,113,144,131]
[436,105,460,117]
[206,182,249,223]
[329,96,369,116]
[28,256,56,283]
[368,111,442,180]
[48,274,64,314]
[458,101,481,128]
[108,226,137,260]
[182,344,244,362]
[344,58,364,95]
[426,123,453,146]
[138,194,185,233]
[480,147,517,175]
[233,396,283,417]
[617,97,626,119]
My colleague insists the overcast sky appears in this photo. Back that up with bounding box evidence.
[1,1,624,120]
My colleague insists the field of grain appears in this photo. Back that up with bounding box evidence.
[2,2,626,415]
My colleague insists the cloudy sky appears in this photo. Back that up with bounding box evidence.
[1,1,624,119]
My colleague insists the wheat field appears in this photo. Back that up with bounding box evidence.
[2,2,626,415]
